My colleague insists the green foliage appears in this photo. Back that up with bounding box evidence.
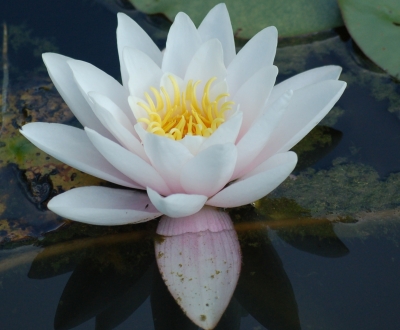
[338,0,400,79]
[129,0,343,38]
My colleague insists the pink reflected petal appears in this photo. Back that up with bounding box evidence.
[155,207,241,329]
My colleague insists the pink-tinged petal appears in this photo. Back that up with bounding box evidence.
[184,39,227,99]
[42,53,109,137]
[85,127,171,196]
[255,80,347,165]
[147,188,207,218]
[198,3,236,66]
[233,91,292,179]
[155,208,241,329]
[233,66,278,138]
[162,12,202,78]
[48,186,161,225]
[88,92,148,161]
[117,13,162,88]
[227,26,277,95]
[198,111,243,153]
[180,143,237,197]
[143,133,193,193]
[124,47,163,98]
[20,123,141,189]
[67,59,135,124]
[156,206,234,235]
[207,152,297,208]
[268,65,342,105]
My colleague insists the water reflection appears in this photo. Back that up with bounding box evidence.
[27,201,350,329]
[28,232,154,329]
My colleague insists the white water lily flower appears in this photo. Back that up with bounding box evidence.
[20,3,346,328]
[20,4,345,223]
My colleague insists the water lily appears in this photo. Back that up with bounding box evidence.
[20,3,346,329]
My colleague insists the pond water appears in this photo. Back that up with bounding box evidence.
[1,0,400,329]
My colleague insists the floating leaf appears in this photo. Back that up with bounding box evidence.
[129,0,343,38]
[338,0,400,79]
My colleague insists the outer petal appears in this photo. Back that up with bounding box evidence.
[268,65,342,105]
[124,47,163,98]
[42,53,109,137]
[143,133,193,193]
[20,123,141,189]
[233,91,292,179]
[257,80,347,164]
[233,66,278,137]
[155,207,241,329]
[67,59,135,124]
[117,13,162,88]
[147,188,207,218]
[162,12,202,78]
[227,26,277,95]
[48,186,161,225]
[206,152,297,208]
[88,92,148,161]
[198,3,236,66]
[85,127,171,196]
[180,143,237,196]
[184,39,227,99]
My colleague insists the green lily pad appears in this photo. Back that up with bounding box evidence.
[338,0,400,79]
[129,0,343,38]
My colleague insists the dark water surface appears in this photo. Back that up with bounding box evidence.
[1,0,400,329]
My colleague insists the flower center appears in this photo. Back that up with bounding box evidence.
[137,76,234,140]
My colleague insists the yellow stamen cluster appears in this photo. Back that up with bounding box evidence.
[137,76,234,140]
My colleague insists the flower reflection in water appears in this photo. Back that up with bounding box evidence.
[28,204,349,329]
[20,2,346,328]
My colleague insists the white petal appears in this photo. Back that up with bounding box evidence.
[117,13,162,88]
[177,135,206,155]
[147,188,207,218]
[20,123,141,189]
[181,143,237,196]
[88,91,135,133]
[162,12,202,78]
[157,206,234,235]
[67,59,135,124]
[233,66,278,137]
[85,127,171,196]
[42,53,109,137]
[199,111,243,152]
[48,186,161,225]
[227,26,277,95]
[88,92,148,161]
[268,65,342,105]
[258,80,347,164]
[155,208,241,329]
[233,91,292,179]
[144,134,193,193]
[160,73,185,103]
[124,47,163,98]
[198,3,236,66]
[184,39,227,99]
[209,79,229,100]
[129,95,149,127]
[207,152,297,208]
